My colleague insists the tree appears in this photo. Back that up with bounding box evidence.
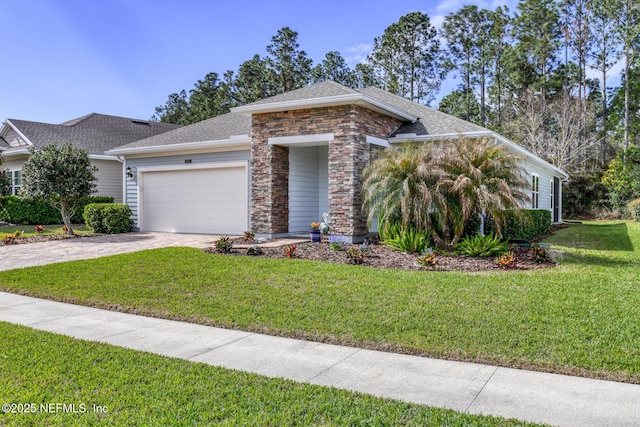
[362,143,441,234]
[0,154,11,196]
[602,146,640,208]
[266,27,312,94]
[611,0,640,150]
[233,55,275,105]
[486,6,513,131]
[368,12,444,105]
[362,137,529,251]
[438,89,481,124]
[512,0,561,108]
[586,0,620,163]
[441,6,493,124]
[311,51,354,87]
[433,137,530,249]
[152,90,189,124]
[21,144,98,235]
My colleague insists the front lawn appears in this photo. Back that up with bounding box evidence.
[0,322,541,426]
[0,221,638,383]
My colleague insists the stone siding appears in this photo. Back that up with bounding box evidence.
[251,105,402,239]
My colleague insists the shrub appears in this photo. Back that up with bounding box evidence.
[495,251,517,269]
[485,210,551,241]
[284,244,297,259]
[418,248,437,269]
[346,245,366,264]
[214,236,233,254]
[83,203,133,234]
[456,233,508,257]
[627,198,640,221]
[34,225,45,233]
[528,243,550,263]
[244,231,255,242]
[246,245,263,256]
[0,195,113,225]
[563,175,608,219]
[328,235,347,251]
[379,222,430,253]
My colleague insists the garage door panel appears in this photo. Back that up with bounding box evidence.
[141,167,247,234]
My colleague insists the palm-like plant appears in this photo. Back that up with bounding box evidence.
[362,143,441,233]
[433,136,530,248]
[362,136,531,251]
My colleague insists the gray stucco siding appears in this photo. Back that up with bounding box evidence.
[124,150,251,226]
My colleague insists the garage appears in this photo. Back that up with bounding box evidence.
[139,164,248,234]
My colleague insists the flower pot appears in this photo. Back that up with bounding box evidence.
[309,230,321,243]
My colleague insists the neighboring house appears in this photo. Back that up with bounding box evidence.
[107,81,568,242]
[0,113,180,201]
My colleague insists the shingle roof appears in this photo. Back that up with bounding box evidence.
[111,112,251,150]
[3,113,180,155]
[359,86,487,136]
[243,80,359,106]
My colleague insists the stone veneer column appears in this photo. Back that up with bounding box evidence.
[250,125,289,236]
[250,106,401,241]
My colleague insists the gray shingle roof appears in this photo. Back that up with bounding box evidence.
[112,112,251,150]
[359,86,487,136]
[241,80,359,106]
[4,113,180,155]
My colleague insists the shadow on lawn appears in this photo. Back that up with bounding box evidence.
[560,222,635,252]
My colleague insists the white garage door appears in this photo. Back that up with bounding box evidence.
[141,166,247,234]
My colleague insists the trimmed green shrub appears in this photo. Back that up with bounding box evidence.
[83,203,132,234]
[0,196,113,225]
[379,221,430,253]
[485,209,551,241]
[627,198,640,221]
[456,233,508,257]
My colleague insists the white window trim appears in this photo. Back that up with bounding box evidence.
[531,173,540,209]
[550,179,554,213]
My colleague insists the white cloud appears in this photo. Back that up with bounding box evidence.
[435,0,464,13]
[342,43,372,65]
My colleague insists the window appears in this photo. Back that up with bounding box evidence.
[531,174,539,209]
[11,170,22,195]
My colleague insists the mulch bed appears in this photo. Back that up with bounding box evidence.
[204,239,556,272]
[0,233,99,246]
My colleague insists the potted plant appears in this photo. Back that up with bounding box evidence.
[309,222,321,242]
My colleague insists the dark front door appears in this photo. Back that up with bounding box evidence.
[553,177,560,222]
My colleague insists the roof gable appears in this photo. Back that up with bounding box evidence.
[3,113,180,155]
[359,86,487,136]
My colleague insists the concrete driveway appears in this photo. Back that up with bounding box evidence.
[0,232,219,271]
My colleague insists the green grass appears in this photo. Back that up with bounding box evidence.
[0,223,89,237]
[0,322,542,426]
[0,221,639,383]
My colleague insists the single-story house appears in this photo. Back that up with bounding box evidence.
[107,81,569,242]
[0,113,179,201]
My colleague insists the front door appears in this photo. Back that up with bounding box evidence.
[553,177,560,223]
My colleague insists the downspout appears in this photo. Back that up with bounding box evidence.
[116,156,126,204]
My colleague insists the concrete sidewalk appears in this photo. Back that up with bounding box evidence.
[1,292,638,426]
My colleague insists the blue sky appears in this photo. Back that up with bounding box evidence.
[2,0,519,124]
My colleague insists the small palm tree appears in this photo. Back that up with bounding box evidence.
[433,136,530,249]
[362,143,441,233]
[362,136,531,251]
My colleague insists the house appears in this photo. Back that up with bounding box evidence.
[107,81,569,242]
[0,113,180,201]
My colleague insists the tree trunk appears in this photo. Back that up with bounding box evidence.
[59,201,75,235]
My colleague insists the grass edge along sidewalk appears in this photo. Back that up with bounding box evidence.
[0,220,638,384]
[0,322,544,427]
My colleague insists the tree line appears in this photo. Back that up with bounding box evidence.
[153,0,640,216]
